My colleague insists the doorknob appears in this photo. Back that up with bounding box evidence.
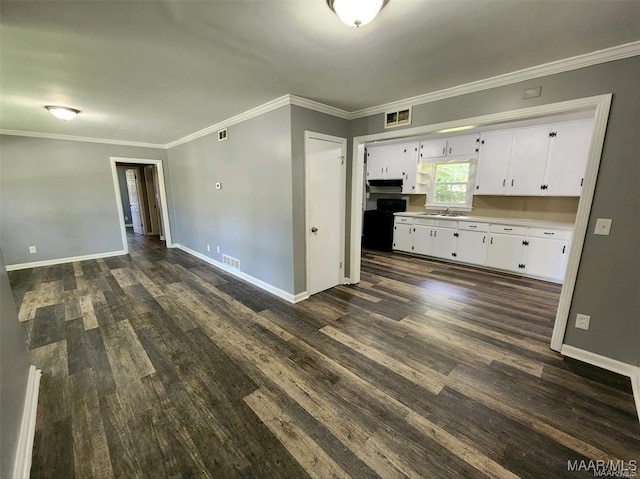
[311,227,318,233]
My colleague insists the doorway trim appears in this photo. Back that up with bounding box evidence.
[110,157,173,254]
[305,131,347,296]
[348,94,612,352]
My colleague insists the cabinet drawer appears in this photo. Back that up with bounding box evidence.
[528,227,572,240]
[394,216,413,224]
[435,219,458,228]
[414,218,436,226]
[458,221,489,232]
[491,224,527,235]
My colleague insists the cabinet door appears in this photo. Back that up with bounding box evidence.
[508,126,550,195]
[366,148,386,180]
[456,230,488,265]
[523,238,570,282]
[402,142,419,194]
[486,234,524,272]
[447,134,480,156]
[412,226,434,255]
[393,224,413,252]
[544,119,594,197]
[432,227,457,260]
[475,131,514,195]
[385,144,405,179]
[419,139,447,160]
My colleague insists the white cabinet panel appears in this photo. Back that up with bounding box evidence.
[523,237,570,282]
[366,147,386,180]
[393,223,413,252]
[447,134,480,156]
[432,226,457,260]
[419,139,447,160]
[508,126,550,195]
[413,226,434,256]
[475,131,513,195]
[456,230,488,265]
[544,119,594,196]
[486,233,524,272]
[401,142,419,193]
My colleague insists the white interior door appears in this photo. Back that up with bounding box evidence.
[307,134,345,296]
[125,169,144,235]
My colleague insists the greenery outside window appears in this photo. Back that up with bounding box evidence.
[422,159,477,210]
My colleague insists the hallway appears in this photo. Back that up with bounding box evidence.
[8,239,639,478]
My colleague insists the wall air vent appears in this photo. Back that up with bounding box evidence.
[384,107,412,129]
[218,128,228,142]
[222,254,240,270]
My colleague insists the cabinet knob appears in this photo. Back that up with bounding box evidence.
[311,227,318,233]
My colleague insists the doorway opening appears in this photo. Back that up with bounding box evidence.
[347,94,612,353]
[110,157,172,254]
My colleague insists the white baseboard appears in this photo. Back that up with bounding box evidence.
[6,250,127,271]
[13,365,41,479]
[173,244,301,304]
[293,292,309,303]
[561,344,640,423]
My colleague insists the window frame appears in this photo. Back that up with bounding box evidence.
[423,158,477,211]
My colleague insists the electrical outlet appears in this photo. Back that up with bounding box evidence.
[575,314,591,330]
[207,244,210,252]
[28,246,37,254]
[216,246,220,254]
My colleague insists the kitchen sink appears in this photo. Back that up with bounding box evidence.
[418,213,467,218]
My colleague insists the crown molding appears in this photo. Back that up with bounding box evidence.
[348,40,640,120]
[165,95,292,149]
[0,129,167,149]
[289,95,350,120]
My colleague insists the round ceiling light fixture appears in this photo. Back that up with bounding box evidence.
[327,0,389,28]
[45,105,81,121]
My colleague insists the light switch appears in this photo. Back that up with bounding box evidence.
[215,182,222,190]
[594,218,612,236]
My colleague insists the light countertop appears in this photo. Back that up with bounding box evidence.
[393,212,574,229]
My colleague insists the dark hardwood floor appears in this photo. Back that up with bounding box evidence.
[8,233,639,479]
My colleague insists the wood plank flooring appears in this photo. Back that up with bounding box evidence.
[8,234,639,479]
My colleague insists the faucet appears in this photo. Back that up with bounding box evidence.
[441,208,451,216]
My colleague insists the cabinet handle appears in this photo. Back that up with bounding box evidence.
[454,232,459,237]
[511,179,514,187]
[434,231,437,237]
[490,237,493,245]
[452,253,457,257]
[543,232,554,235]
[502,179,506,187]
[580,178,584,187]
[482,236,486,243]
[469,225,477,228]
[430,231,433,237]
[449,147,452,154]
[381,168,384,173]
[504,228,513,231]
[442,147,446,155]
[413,228,415,232]
[562,245,566,254]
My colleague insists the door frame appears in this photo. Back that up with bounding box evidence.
[348,94,612,352]
[305,131,347,295]
[110,157,173,254]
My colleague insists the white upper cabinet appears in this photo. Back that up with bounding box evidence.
[475,131,514,195]
[419,135,479,161]
[543,119,594,196]
[366,142,419,189]
[508,126,551,196]
[475,119,593,197]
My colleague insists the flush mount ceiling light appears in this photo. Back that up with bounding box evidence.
[45,105,80,121]
[327,0,389,28]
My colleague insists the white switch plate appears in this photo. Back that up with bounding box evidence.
[215,182,222,190]
[28,246,37,254]
[575,313,591,330]
[594,218,612,235]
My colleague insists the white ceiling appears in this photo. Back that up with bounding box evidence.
[1,0,638,145]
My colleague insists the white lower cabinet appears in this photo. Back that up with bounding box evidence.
[412,225,434,255]
[393,223,413,252]
[486,233,525,273]
[393,215,572,283]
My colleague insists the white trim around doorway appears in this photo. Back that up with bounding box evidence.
[109,157,173,253]
[348,94,612,354]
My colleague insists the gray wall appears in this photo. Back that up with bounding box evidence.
[167,105,295,294]
[0,247,30,478]
[117,168,132,224]
[290,106,349,294]
[350,57,640,366]
[0,136,168,266]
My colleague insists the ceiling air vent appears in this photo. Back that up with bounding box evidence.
[218,128,228,142]
[384,107,411,129]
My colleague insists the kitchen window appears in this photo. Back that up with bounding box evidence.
[420,158,477,210]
